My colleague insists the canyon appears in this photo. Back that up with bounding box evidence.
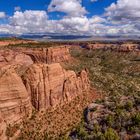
[0,44,91,139]
[0,39,139,139]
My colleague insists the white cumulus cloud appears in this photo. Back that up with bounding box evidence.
[48,0,87,17]
[0,0,140,36]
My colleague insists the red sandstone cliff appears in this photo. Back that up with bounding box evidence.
[23,63,90,110]
[0,68,32,124]
[0,45,91,139]
[0,112,6,140]
[0,39,37,47]
[86,43,140,52]
[0,45,90,139]
[0,46,71,68]
[0,49,33,69]
[24,46,71,63]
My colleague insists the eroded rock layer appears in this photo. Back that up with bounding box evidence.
[0,112,6,140]
[23,63,90,110]
[86,43,140,52]
[0,49,33,69]
[0,68,32,125]
[24,46,71,63]
[0,45,90,139]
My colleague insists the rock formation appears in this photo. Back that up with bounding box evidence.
[0,45,91,139]
[85,43,140,52]
[0,39,37,47]
[0,49,33,68]
[0,112,7,140]
[0,46,71,67]
[0,68,32,125]
[118,43,140,52]
[85,43,117,50]
[23,63,90,110]
[24,46,71,63]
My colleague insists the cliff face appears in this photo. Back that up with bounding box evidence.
[119,44,140,52]
[23,63,90,110]
[0,112,6,140]
[24,46,71,63]
[0,45,92,139]
[0,49,33,68]
[86,43,140,52]
[0,68,32,125]
[0,46,71,68]
[0,39,37,47]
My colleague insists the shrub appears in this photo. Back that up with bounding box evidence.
[125,101,133,111]
[77,126,88,139]
[132,113,140,125]
[104,128,120,140]
[106,115,114,127]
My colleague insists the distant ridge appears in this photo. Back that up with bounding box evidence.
[0,33,140,41]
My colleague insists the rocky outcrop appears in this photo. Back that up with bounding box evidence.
[23,63,90,110]
[0,39,37,47]
[85,43,117,50]
[0,49,33,68]
[85,43,140,52]
[24,46,71,63]
[0,45,91,139]
[0,46,71,68]
[0,68,32,126]
[118,44,140,52]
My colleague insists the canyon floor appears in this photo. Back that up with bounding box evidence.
[0,39,140,140]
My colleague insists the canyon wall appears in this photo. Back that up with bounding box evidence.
[24,46,71,63]
[0,39,37,47]
[0,45,90,139]
[0,68,32,127]
[0,112,7,140]
[23,63,90,110]
[0,49,33,69]
[86,43,140,52]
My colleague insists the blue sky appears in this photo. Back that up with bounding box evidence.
[0,0,116,18]
[0,0,140,36]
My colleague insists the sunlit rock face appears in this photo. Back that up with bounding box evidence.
[0,68,32,125]
[24,46,71,63]
[0,49,33,69]
[0,112,7,140]
[23,63,90,110]
[85,43,140,52]
[0,44,90,139]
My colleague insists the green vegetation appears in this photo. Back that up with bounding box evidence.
[6,42,54,48]
[0,37,22,41]
[67,48,140,139]
[104,128,120,140]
